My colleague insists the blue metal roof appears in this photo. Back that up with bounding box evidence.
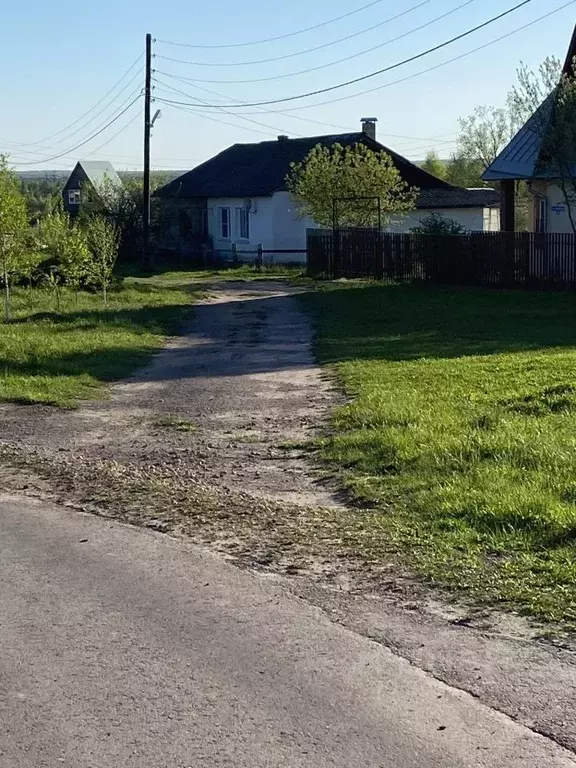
[482,95,554,181]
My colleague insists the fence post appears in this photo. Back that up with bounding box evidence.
[231,243,238,267]
[256,243,263,272]
[333,228,341,278]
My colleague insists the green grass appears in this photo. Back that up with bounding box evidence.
[0,281,195,407]
[300,282,576,624]
[121,263,305,285]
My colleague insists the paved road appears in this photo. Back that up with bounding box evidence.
[1,494,574,768]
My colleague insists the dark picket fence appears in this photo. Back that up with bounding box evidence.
[306,228,576,290]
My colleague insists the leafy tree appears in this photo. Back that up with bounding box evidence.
[507,56,562,127]
[444,154,488,189]
[84,215,120,304]
[286,142,418,228]
[411,213,469,235]
[421,151,447,180]
[0,156,30,321]
[82,172,171,263]
[38,207,90,299]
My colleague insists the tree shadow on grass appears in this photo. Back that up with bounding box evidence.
[298,282,576,363]
[4,282,576,396]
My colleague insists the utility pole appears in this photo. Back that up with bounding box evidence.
[142,32,152,269]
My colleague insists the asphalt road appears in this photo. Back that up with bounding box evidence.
[1,494,574,768]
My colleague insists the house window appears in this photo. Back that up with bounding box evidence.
[219,207,231,239]
[68,189,81,205]
[235,207,250,240]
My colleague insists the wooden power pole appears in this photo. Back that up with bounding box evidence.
[142,32,152,269]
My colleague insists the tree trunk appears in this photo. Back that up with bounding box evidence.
[3,264,11,323]
[103,282,107,306]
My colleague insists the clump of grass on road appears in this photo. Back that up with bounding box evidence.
[0,280,194,407]
[300,282,576,624]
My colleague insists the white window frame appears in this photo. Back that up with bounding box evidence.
[235,207,250,241]
[68,189,81,205]
[219,207,231,239]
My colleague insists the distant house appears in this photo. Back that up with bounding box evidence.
[155,119,500,263]
[62,160,123,215]
[483,26,576,233]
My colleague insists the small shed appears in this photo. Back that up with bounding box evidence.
[62,160,123,215]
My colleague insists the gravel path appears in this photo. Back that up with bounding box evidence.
[0,281,340,508]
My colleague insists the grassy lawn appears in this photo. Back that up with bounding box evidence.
[0,280,195,407]
[121,263,305,285]
[300,282,576,625]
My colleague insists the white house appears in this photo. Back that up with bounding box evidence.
[156,120,500,264]
[483,25,576,233]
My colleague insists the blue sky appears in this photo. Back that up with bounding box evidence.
[2,0,575,170]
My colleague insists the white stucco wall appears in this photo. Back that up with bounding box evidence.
[207,196,275,255]
[207,193,500,263]
[385,207,499,233]
[529,182,575,234]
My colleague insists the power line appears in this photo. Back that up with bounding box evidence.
[16,96,143,166]
[2,77,143,158]
[155,75,457,144]
[152,0,534,109]
[156,0,476,85]
[3,54,143,149]
[85,109,142,158]
[156,0,434,68]
[239,0,575,114]
[156,0,398,49]
[153,78,303,136]
[161,101,281,138]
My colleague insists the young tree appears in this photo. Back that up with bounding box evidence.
[84,215,120,304]
[286,143,418,228]
[0,156,30,321]
[38,207,90,305]
[421,151,447,180]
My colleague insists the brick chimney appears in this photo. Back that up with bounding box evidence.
[361,117,377,141]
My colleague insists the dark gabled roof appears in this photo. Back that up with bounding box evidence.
[482,95,555,181]
[156,132,498,209]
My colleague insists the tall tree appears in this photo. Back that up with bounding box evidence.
[0,156,29,321]
[421,151,447,180]
[286,143,418,228]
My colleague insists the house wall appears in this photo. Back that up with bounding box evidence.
[385,207,500,233]
[529,182,576,234]
[207,196,275,255]
[206,193,500,264]
[62,165,89,215]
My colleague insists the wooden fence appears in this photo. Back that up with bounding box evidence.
[307,228,576,290]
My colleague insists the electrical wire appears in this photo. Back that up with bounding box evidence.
[156,0,476,84]
[16,95,143,166]
[156,0,399,49]
[152,0,534,108]
[236,0,575,114]
[154,75,457,144]
[3,75,144,158]
[153,79,303,137]
[156,0,434,67]
[161,101,281,138]
[4,54,143,148]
